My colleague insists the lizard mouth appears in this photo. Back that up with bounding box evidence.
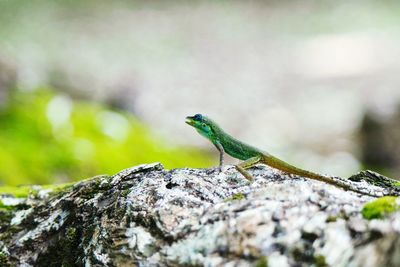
[185,116,195,126]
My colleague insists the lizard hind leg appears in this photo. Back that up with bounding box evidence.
[235,156,262,181]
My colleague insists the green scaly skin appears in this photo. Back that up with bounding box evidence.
[185,114,376,196]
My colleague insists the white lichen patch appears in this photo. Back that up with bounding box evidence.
[37,188,53,199]
[83,226,110,266]
[17,209,69,246]
[126,223,155,257]
[83,192,102,206]
[268,252,290,267]
[165,221,227,264]
[320,220,353,266]
[1,196,25,206]
[1,246,10,256]
[11,208,33,226]
[93,243,110,266]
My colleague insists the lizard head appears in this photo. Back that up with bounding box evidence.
[185,114,216,140]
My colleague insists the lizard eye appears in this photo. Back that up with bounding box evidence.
[202,123,207,128]
[194,114,203,121]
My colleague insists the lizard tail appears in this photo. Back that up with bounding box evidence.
[261,154,348,188]
[260,155,389,197]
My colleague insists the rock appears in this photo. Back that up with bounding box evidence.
[1,163,400,266]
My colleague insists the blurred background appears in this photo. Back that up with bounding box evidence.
[1,0,400,187]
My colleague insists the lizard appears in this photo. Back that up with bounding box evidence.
[185,113,399,197]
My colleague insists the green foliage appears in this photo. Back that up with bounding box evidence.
[0,186,32,198]
[0,183,73,200]
[361,196,400,220]
[0,89,212,186]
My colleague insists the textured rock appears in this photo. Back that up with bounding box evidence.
[1,163,400,266]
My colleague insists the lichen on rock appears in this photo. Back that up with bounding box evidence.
[1,163,400,266]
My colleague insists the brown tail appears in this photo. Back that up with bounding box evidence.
[261,154,348,188]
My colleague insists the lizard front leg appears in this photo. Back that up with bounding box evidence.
[214,141,225,172]
[235,156,262,181]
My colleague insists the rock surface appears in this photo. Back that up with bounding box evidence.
[1,163,400,267]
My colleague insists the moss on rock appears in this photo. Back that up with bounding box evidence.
[0,252,11,267]
[314,254,328,267]
[254,256,268,267]
[362,196,400,220]
[225,193,245,202]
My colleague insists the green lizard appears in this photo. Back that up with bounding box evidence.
[185,114,380,195]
